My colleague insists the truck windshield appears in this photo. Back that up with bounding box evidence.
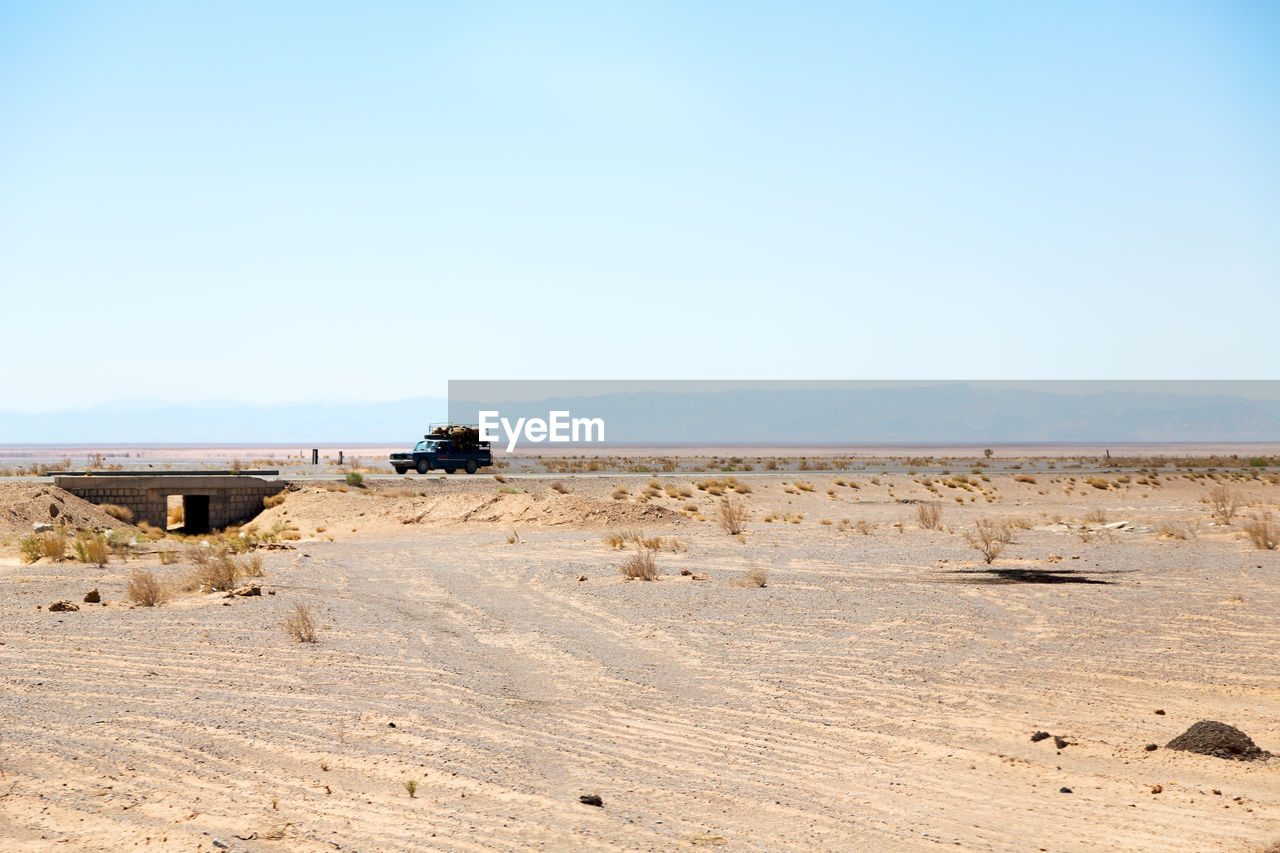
[414,441,432,451]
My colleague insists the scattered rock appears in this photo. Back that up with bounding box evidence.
[83,589,101,604]
[33,522,52,533]
[48,503,60,518]
[579,793,603,807]
[388,722,396,728]
[1047,554,1062,563]
[1053,736,1069,750]
[690,573,709,581]
[1030,731,1051,743]
[1151,784,1163,794]
[48,601,79,612]
[223,585,261,598]
[680,569,693,576]
[1154,709,1165,715]
[577,575,588,582]
[1144,744,1158,752]
[1165,721,1271,761]
[212,840,229,850]
[1059,787,1072,794]
[1212,788,1222,796]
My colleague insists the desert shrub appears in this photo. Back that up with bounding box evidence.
[74,533,109,566]
[263,490,287,509]
[603,532,627,549]
[738,567,767,587]
[1082,508,1108,524]
[856,519,874,535]
[493,474,507,483]
[1087,477,1110,490]
[18,535,42,564]
[1013,474,1036,484]
[1244,512,1278,550]
[159,549,180,564]
[127,569,170,606]
[915,502,942,530]
[794,481,814,492]
[345,471,365,488]
[965,519,1010,564]
[283,603,319,642]
[611,487,629,501]
[101,504,134,524]
[716,498,748,535]
[168,502,184,526]
[619,550,659,581]
[550,481,570,494]
[1208,485,1243,524]
[1156,524,1192,540]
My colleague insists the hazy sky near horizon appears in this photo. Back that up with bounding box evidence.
[2,1,1277,413]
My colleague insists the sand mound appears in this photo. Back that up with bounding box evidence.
[249,487,687,537]
[1165,721,1271,761]
[0,484,140,538]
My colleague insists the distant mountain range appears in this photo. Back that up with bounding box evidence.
[3,384,1280,444]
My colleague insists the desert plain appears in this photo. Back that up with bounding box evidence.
[1,451,1279,852]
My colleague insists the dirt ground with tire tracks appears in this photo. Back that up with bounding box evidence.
[2,466,1279,851]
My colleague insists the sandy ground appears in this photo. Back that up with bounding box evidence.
[1,469,1279,851]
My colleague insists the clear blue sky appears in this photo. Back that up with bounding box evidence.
[2,1,1277,413]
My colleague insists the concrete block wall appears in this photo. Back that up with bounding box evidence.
[209,486,281,529]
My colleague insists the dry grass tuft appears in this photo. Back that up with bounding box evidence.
[127,569,171,606]
[619,550,659,581]
[716,498,748,535]
[263,490,288,509]
[1156,524,1193,540]
[101,503,134,523]
[549,481,570,494]
[915,502,943,530]
[74,533,109,566]
[735,567,767,587]
[1244,512,1278,550]
[188,547,264,592]
[1082,508,1108,524]
[283,603,320,642]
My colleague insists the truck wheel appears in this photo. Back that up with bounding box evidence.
[464,460,478,475]
[445,468,456,475]
[393,466,407,475]
[416,460,430,475]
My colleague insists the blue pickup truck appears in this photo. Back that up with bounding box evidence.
[389,426,493,475]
